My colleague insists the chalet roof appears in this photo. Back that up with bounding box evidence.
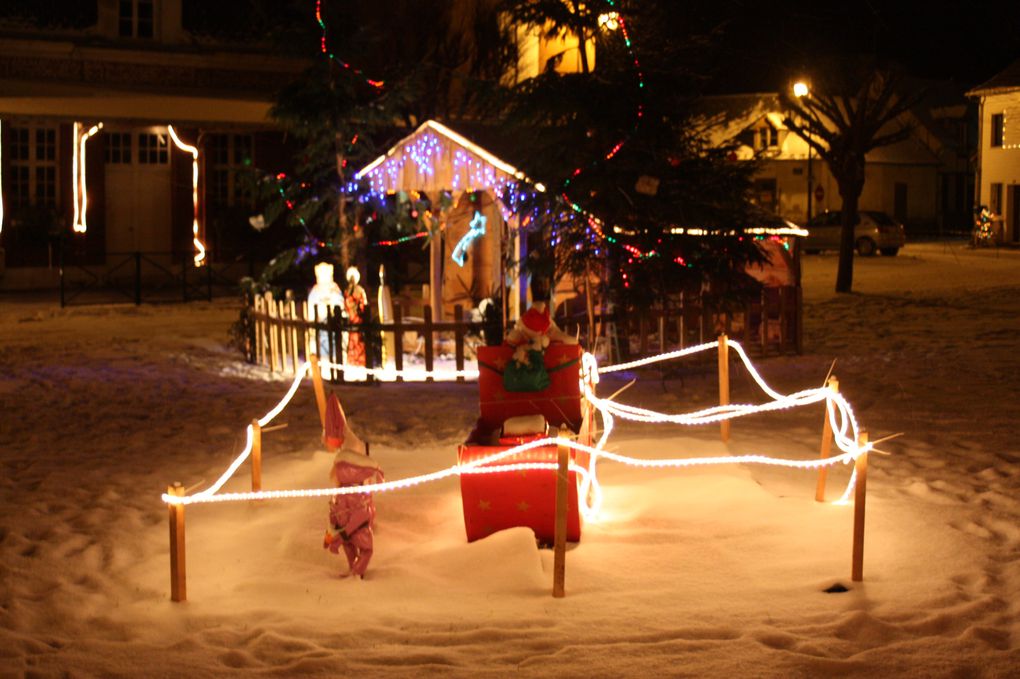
[968,59,1020,96]
[354,120,545,196]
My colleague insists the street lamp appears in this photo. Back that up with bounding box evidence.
[793,81,813,223]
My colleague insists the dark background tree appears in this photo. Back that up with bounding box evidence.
[781,60,924,293]
[498,0,765,314]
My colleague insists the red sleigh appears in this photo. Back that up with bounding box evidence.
[458,344,594,543]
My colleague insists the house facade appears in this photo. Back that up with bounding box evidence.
[969,59,1020,244]
[0,0,303,288]
[700,92,973,235]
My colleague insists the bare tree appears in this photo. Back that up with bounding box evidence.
[781,62,923,293]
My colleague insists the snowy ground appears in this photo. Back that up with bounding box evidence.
[1,241,1018,677]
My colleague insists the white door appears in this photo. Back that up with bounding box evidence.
[105,127,172,259]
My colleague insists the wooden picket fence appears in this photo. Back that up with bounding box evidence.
[244,284,801,381]
[247,292,490,382]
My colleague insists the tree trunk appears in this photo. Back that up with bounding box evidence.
[832,161,864,293]
[835,189,859,294]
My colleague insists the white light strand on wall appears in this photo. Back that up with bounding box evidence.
[162,341,873,515]
[167,125,207,266]
[72,122,103,234]
[0,119,4,236]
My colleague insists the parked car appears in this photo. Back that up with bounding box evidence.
[804,210,905,256]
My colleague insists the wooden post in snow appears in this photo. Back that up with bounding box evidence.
[851,430,869,582]
[553,428,570,598]
[168,482,186,602]
[815,377,839,502]
[718,334,730,443]
[251,419,262,493]
[309,354,327,430]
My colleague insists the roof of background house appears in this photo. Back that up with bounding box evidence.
[968,58,1020,96]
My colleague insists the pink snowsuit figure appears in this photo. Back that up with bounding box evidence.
[320,391,381,578]
[324,450,383,578]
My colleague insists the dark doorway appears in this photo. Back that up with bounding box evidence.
[894,182,908,224]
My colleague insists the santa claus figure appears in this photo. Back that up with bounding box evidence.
[503,275,577,391]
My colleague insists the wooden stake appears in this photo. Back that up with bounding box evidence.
[168,482,186,602]
[309,354,327,430]
[852,430,869,582]
[553,429,570,598]
[251,419,262,493]
[815,376,839,502]
[718,334,730,443]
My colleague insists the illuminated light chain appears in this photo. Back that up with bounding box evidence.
[372,231,429,247]
[451,210,486,266]
[167,125,206,266]
[72,122,103,234]
[0,119,4,236]
[161,342,872,518]
[315,0,384,89]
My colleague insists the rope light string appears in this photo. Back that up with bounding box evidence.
[161,340,874,518]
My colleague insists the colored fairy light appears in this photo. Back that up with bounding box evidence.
[72,122,103,234]
[315,0,384,89]
[451,210,486,266]
[167,125,206,266]
[161,340,874,523]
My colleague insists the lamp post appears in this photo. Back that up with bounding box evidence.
[793,81,813,223]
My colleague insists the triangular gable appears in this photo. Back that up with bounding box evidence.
[355,120,545,196]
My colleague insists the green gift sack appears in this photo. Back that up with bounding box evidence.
[503,349,551,392]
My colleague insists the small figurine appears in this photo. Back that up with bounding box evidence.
[308,262,343,374]
[503,275,576,392]
[344,267,368,367]
[321,392,381,579]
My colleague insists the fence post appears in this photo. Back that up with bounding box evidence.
[168,482,186,602]
[454,304,465,383]
[815,377,839,502]
[251,419,262,493]
[760,288,768,356]
[181,260,188,302]
[309,354,327,430]
[718,334,730,443]
[206,259,212,301]
[134,252,142,305]
[393,303,404,382]
[553,428,570,598]
[851,430,869,582]
[795,285,804,355]
[423,305,434,383]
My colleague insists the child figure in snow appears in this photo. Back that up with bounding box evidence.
[503,274,577,392]
[321,392,382,578]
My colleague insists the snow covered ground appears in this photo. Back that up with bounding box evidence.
[1,241,1018,677]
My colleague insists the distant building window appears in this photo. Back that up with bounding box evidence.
[8,125,58,209]
[105,132,133,164]
[990,183,1003,215]
[757,125,777,149]
[138,132,168,164]
[206,133,254,207]
[120,0,155,39]
[991,113,1004,147]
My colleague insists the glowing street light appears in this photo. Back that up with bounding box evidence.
[793,81,814,222]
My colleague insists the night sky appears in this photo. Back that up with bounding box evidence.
[698,0,1020,92]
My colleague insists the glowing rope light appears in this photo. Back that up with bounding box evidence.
[71,122,103,234]
[161,339,873,521]
[167,125,206,266]
[451,210,486,266]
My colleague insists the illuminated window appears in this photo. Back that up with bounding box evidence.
[119,0,155,39]
[104,132,133,163]
[8,125,58,208]
[206,133,254,207]
[138,132,169,164]
[991,113,1003,147]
